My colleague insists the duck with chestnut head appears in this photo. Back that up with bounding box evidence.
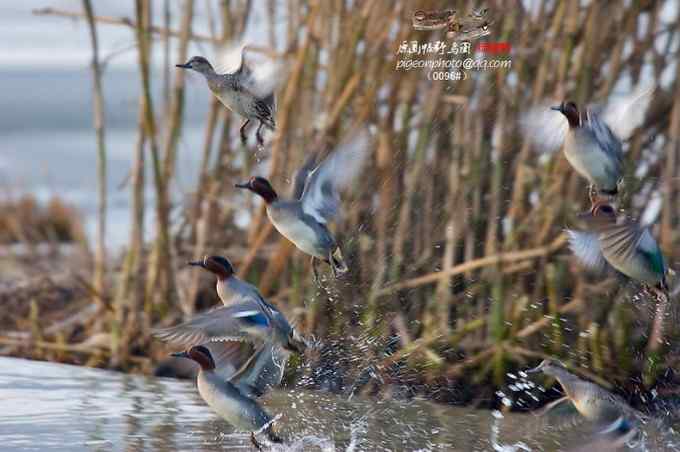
[155,255,306,395]
[172,345,282,446]
[551,101,623,202]
[177,51,275,146]
[235,132,369,286]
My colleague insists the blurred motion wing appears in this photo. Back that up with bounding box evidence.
[602,84,655,141]
[566,229,608,273]
[522,102,569,154]
[291,152,319,200]
[301,131,370,223]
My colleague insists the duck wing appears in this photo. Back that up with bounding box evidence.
[153,301,273,348]
[597,220,665,278]
[583,109,623,176]
[204,341,256,381]
[291,152,319,200]
[565,229,609,274]
[601,84,655,141]
[521,101,570,154]
[530,396,587,434]
[300,131,369,224]
[229,342,290,398]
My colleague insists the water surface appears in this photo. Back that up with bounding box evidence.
[0,358,677,451]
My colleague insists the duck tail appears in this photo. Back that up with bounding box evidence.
[330,246,349,275]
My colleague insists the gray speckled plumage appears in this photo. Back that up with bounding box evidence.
[197,368,275,434]
[177,54,275,144]
[527,360,642,433]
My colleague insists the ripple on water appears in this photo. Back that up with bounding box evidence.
[0,357,678,451]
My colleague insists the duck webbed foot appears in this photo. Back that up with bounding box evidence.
[256,122,265,147]
[250,432,263,450]
[240,119,251,146]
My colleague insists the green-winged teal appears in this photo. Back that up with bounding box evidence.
[177,53,275,146]
[235,132,369,285]
[172,345,282,446]
[527,359,642,436]
[155,256,305,395]
[551,101,623,202]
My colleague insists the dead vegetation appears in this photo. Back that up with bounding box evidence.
[2,0,679,407]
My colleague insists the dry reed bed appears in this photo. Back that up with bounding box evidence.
[5,0,678,406]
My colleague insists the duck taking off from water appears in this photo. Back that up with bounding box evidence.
[566,202,668,299]
[235,132,370,285]
[171,345,282,446]
[551,101,624,203]
[154,256,306,395]
[527,359,642,440]
[176,49,276,146]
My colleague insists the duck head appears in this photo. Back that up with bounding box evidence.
[172,345,216,371]
[188,255,235,279]
[551,101,580,128]
[176,55,214,74]
[235,176,279,204]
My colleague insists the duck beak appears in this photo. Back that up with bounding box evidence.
[171,351,190,359]
[187,260,205,268]
[525,364,543,374]
[234,181,250,189]
[550,105,562,112]
[176,62,191,69]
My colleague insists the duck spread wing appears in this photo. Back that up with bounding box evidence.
[597,221,653,269]
[300,131,369,224]
[566,229,608,273]
[153,301,272,347]
[291,152,319,200]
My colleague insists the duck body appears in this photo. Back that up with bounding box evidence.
[563,124,622,194]
[553,102,623,196]
[171,346,282,444]
[266,200,336,260]
[197,369,274,434]
[235,133,369,283]
[205,72,275,128]
[528,359,641,435]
